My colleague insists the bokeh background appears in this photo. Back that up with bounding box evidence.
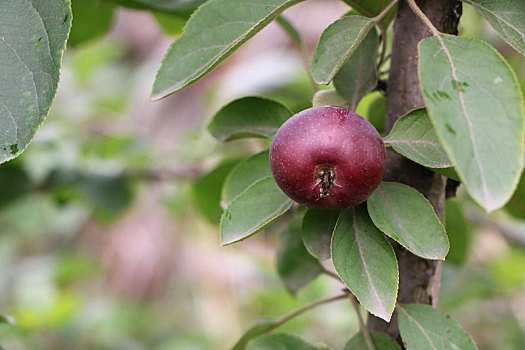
[0,0,524,349]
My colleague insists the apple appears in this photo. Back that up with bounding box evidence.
[269,106,386,209]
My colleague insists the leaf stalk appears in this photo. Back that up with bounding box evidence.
[350,294,375,350]
[272,294,349,332]
[406,0,441,37]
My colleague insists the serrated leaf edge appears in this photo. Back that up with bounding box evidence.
[367,182,449,260]
[1,0,72,164]
[220,149,270,209]
[312,16,376,84]
[151,0,305,99]
[383,107,453,168]
[463,0,525,56]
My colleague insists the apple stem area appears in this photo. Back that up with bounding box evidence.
[313,167,341,199]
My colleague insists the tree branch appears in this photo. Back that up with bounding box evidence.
[367,0,461,341]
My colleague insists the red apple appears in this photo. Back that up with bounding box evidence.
[269,106,386,209]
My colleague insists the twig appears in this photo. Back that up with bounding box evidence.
[123,166,204,182]
[376,26,388,71]
[465,205,525,248]
[349,294,375,350]
[406,0,441,37]
[321,266,342,281]
[268,294,349,332]
[371,0,399,23]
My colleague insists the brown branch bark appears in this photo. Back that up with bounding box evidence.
[366,0,462,342]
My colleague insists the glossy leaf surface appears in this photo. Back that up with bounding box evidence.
[367,182,449,260]
[384,108,452,168]
[301,208,339,260]
[311,16,375,84]
[208,97,292,142]
[221,176,293,245]
[333,28,379,110]
[221,151,271,208]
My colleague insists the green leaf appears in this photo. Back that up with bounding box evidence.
[428,166,460,182]
[311,16,376,85]
[0,161,30,207]
[419,35,524,212]
[344,331,401,350]
[221,176,293,245]
[0,0,72,163]
[232,318,279,350]
[151,0,304,99]
[301,208,339,260]
[464,0,525,56]
[342,0,397,29]
[276,16,301,46]
[312,90,350,109]
[247,333,316,350]
[331,206,398,321]
[445,198,474,266]
[333,27,379,110]
[114,0,206,12]
[192,159,240,224]
[367,182,449,260]
[208,97,292,142]
[366,93,386,134]
[384,108,452,168]
[153,11,190,37]
[222,150,272,208]
[69,0,114,47]
[505,171,525,220]
[398,304,478,350]
[277,223,323,294]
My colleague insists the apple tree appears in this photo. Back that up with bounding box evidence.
[1,0,524,348]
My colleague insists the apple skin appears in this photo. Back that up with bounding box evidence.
[269,106,386,209]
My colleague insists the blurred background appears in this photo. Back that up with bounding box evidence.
[0,0,524,349]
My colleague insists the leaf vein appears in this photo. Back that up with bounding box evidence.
[399,306,437,350]
[436,35,489,204]
[352,207,386,317]
[26,0,55,71]
[0,100,19,144]
[0,36,41,118]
